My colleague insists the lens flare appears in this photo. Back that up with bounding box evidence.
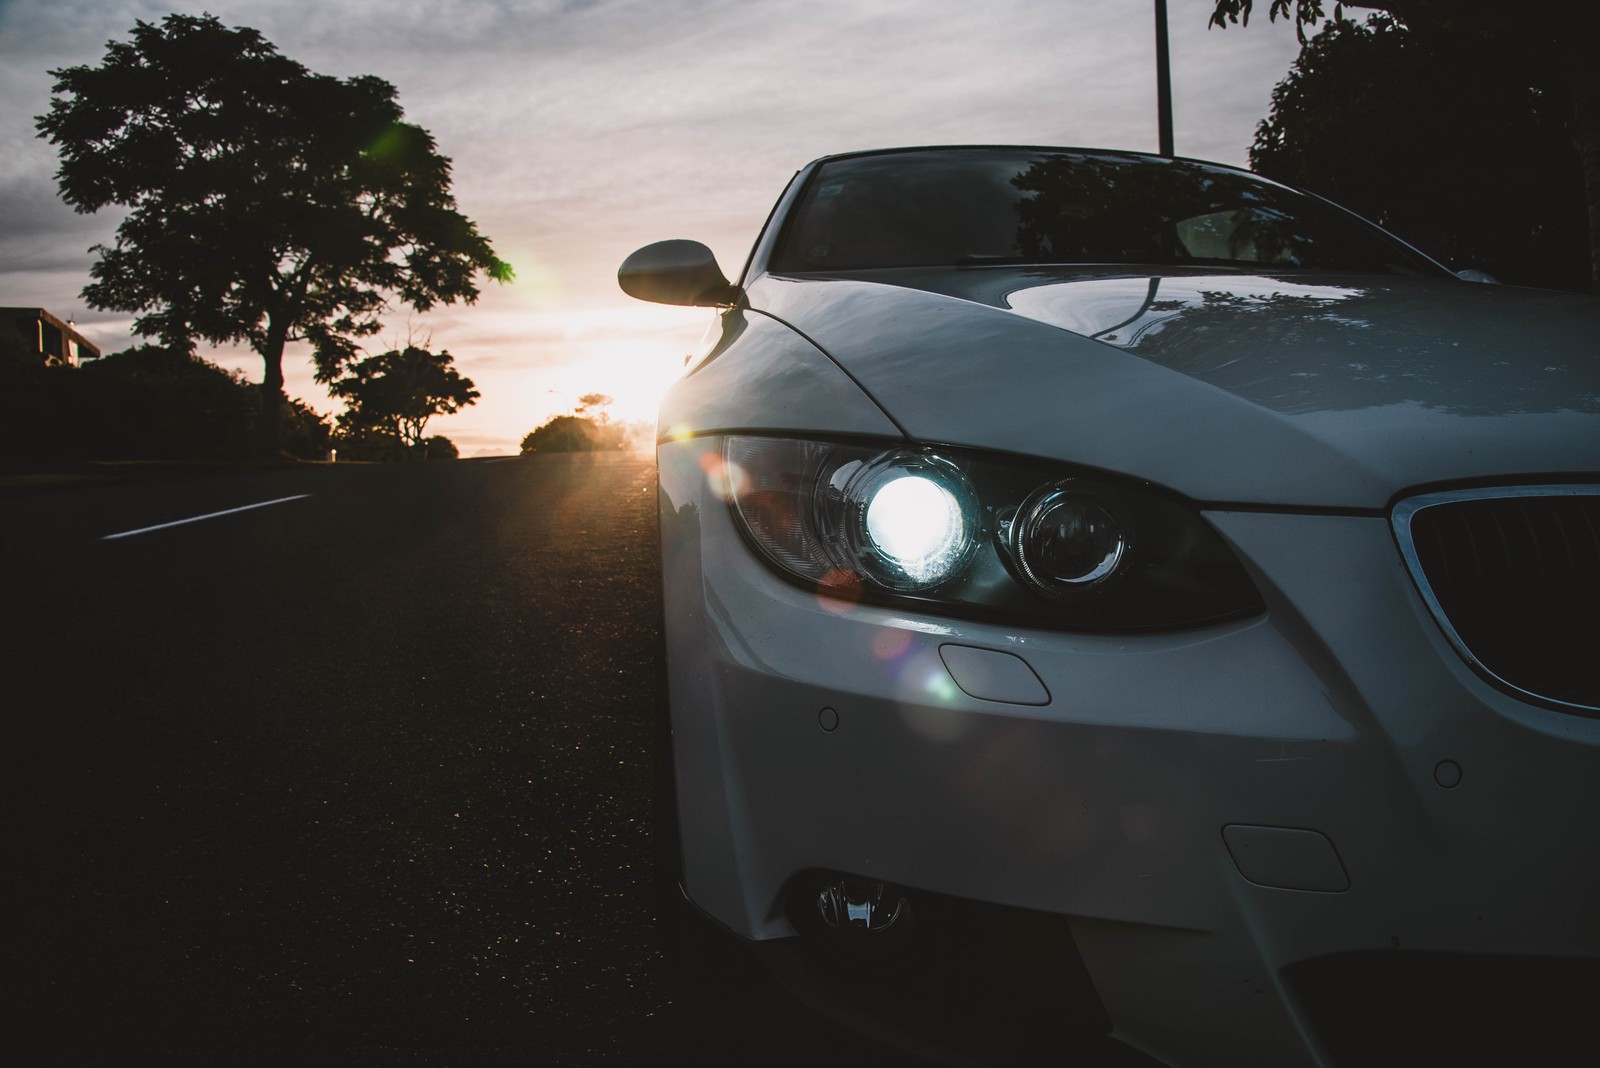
[872,628,914,661]
[816,568,864,614]
[700,450,746,501]
[924,669,961,703]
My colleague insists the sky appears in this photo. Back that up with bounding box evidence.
[0,0,1302,456]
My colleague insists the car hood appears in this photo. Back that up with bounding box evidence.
[745,267,1600,508]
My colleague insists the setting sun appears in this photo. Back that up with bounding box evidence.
[579,334,705,425]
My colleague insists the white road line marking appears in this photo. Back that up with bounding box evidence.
[102,494,311,541]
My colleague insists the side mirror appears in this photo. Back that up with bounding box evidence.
[618,240,740,306]
[1455,268,1499,284]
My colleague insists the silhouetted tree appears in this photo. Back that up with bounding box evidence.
[1245,15,1587,289]
[331,345,478,459]
[1209,0,1600,291]
[36,13,513,453]
[520,415,625,454]
[422,435,458,460]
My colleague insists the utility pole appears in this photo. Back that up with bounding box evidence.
[1155,0,1174,156]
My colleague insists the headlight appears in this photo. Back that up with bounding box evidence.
[724,436,1261,631]
[837,450,978,591]
[1004,481,1129,598]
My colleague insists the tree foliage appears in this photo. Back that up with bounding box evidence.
[520,393,631,454]
[1211,0,1341,40]
[331,345,478,458]
[1211,0,1585,41]
[0,345,328,462]
[520,415,626,454]
[1209,0,1600,291]
[422,435,459,460]
[1248,15,1588,290]
[35,13,513,448]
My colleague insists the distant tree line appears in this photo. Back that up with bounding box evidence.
[0,336,469,464]
[0,338,326,463]
[521,415,626,454]
[520,394,651,455]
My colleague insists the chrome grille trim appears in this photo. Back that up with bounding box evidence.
[1392,485,1600,715]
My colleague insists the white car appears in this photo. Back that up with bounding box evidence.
[622,146,1600,1067]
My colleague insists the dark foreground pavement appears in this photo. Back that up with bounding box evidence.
[4,455,1153,1067]
[8,454,674,1062]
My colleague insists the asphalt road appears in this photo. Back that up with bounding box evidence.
[6,454,989,1066]
[13,451,1573,1068]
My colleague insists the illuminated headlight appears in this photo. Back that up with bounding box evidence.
[722,435,1262,630]
[840,452,977,591]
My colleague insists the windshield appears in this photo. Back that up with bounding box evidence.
[769,148,1446,276]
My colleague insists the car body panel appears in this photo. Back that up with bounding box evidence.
[745,270,1600,508]
[657,309,901,442]
[642,146,1600,1067]
[660,435,1600,1066]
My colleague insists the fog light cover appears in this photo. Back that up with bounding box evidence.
[817,877,910,932]
[1005,481,1130,598]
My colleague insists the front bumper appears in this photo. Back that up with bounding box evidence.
[658,436,1600,1067]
